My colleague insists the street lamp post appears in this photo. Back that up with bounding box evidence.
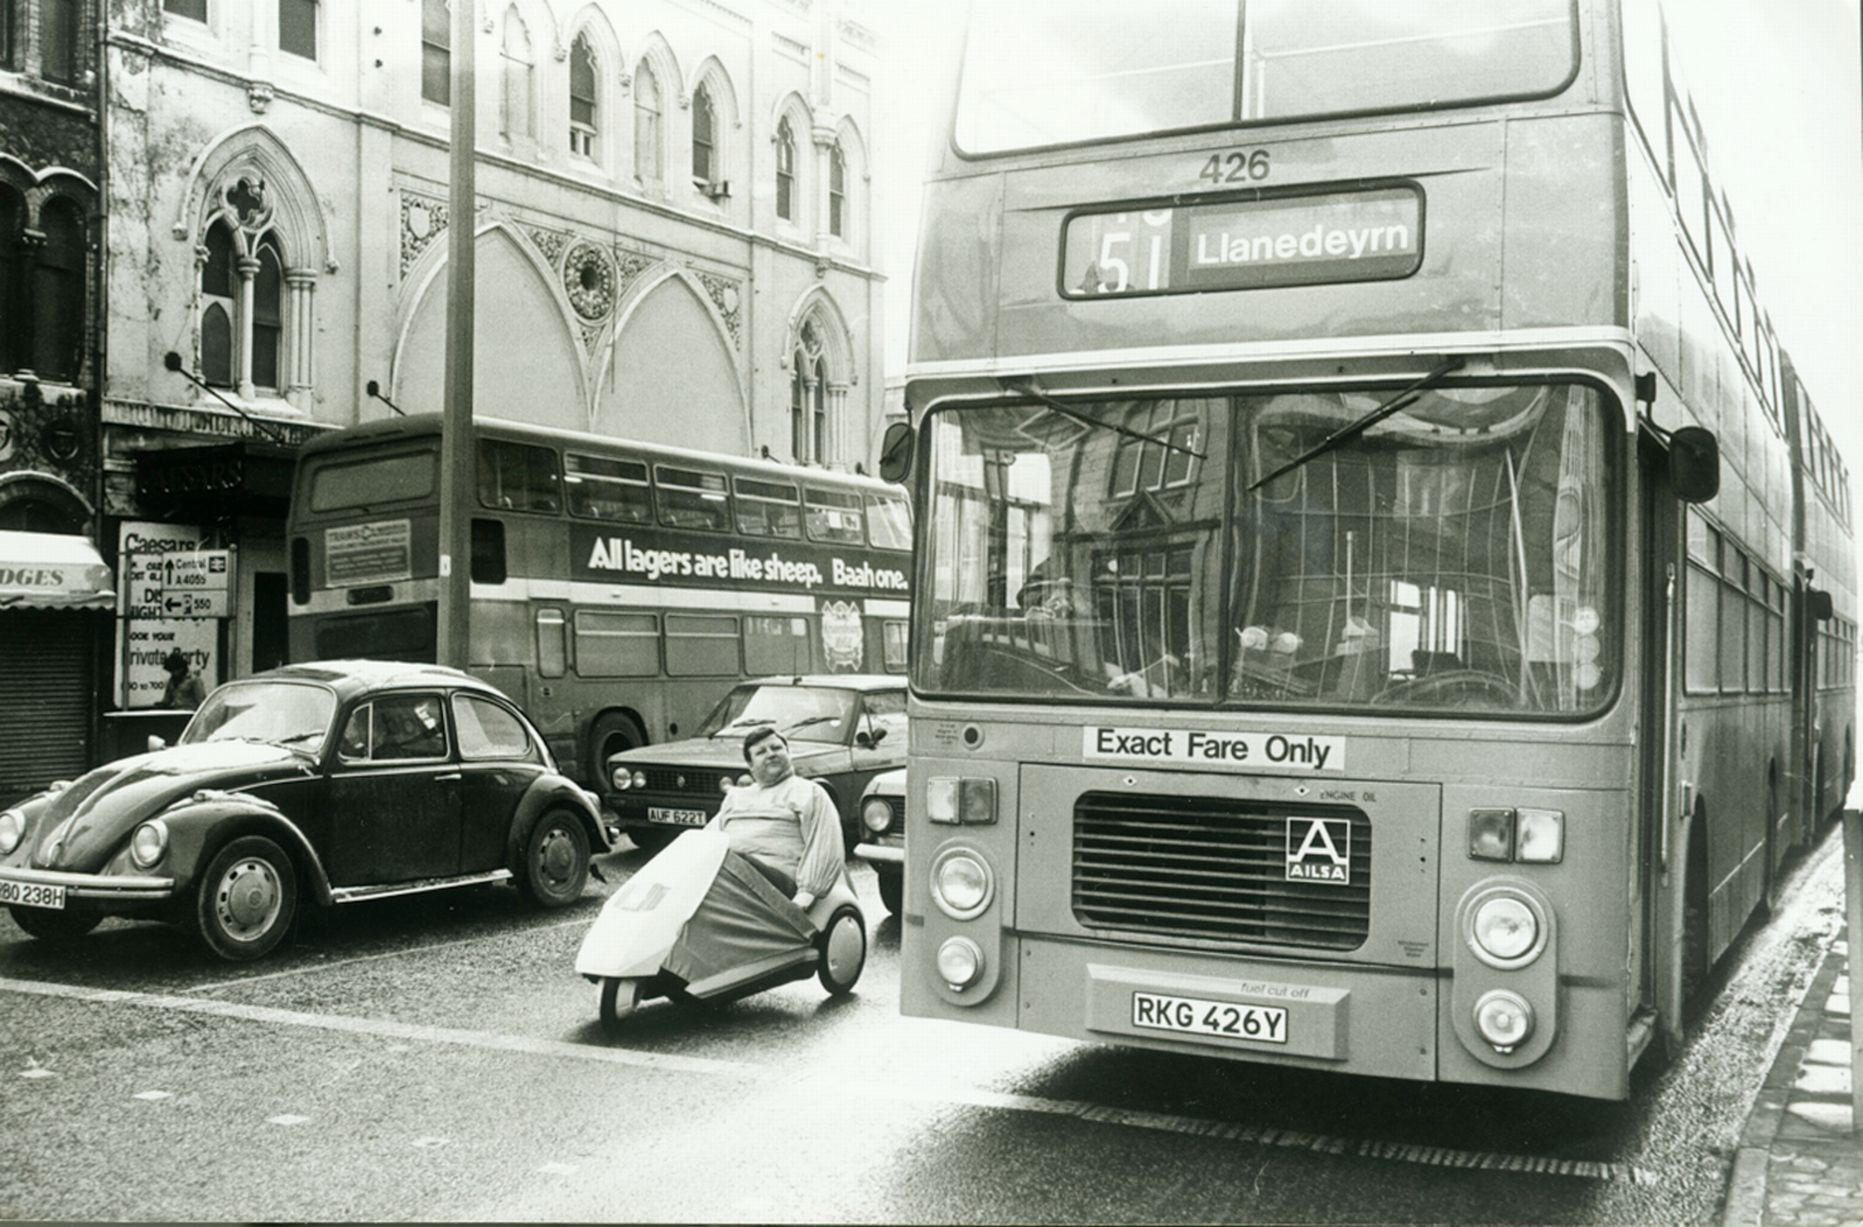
[436,0,476,669]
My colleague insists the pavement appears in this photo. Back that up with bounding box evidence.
[1721,820,1863,1227]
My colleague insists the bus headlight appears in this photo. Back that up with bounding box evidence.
[936,936,985,990]
[129,820,169,869]
[0,809,22,855]
[1470,894,1543,967]
[930,848,993,920]
[861,797,894,834]
[1473,989,1535,1053]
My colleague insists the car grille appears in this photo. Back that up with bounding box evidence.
[1072,792,1371,951]
[638,767,728,798]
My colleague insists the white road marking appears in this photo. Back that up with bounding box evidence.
[18,1068,55,1079]
[186,917,594,994]
[534,1162,577,1176]
[132,1090,173,1101]
[411,1136,450,1149]
[268,1114,310,1126]
[0,974,1654,1183]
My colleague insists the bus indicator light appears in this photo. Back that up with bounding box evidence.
[1514,810,1564,863]
[1468,809,1515,860]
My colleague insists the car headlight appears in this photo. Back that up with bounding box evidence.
[0,809,23,856]
[631,770,647,790]
[720,774,736,795]
[930,848,993,920]
[610,766,631,790]
[936,936,985,990]
[1470,894,1543,967]
[861,797,894,834]
[129,819,169,869]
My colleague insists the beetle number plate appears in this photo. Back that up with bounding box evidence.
[0,879,67,910]
[1131,990,1287,1044]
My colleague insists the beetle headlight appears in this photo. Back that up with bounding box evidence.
[1470,894,1543,967]
[129,819,169,869]
[930,848,993,920]
[0,809,23,856]
[861,797,894,834]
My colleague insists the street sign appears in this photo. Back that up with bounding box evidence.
[152,549,230,617]
[116,522,228,708]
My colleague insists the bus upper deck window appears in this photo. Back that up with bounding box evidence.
[865,495,911,551]
[477,439,562,514]
[655,465,731,532]
[806,487,864,545]
[735,477,803,539]
[565,453,652,524]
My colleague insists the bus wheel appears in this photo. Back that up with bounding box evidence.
[588,713,646,791]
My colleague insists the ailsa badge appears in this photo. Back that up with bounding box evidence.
[1285,816,1351,884]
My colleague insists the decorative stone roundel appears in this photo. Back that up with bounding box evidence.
[564,242,616,321]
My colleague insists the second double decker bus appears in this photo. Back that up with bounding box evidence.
[287,414,912,790]
[892,0,1854,1100]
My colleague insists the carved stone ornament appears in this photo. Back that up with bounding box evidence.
[399,194,450,279]
[563,242,616,321]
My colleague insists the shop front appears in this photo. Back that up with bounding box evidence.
[0,529,114,804]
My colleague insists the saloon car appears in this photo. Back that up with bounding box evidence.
[0,661,605,961]
[606,675,906,852]
[853,767,905,915]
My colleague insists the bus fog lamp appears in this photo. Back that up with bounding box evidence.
[936,936,985,989]
[931,849,993,920]
[861,797,894,834]
[1468,809,1514,861]
[1514,809,1564,863]
[1474,990,1535,1052]
[1472,896,1540,964]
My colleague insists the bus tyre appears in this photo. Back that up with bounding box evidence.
[9,906,102,943]
[196,836,298,962]
[816,905,866,997]
[519,811,590,907]
[876,868,902,916]
[588,713,646,790]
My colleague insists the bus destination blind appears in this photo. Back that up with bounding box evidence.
[1061,186,1423,298]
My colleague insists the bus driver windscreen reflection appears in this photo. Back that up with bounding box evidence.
[917,383,1614,716]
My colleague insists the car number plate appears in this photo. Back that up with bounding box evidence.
[0,879,67,911]
[646,807,708,828]
[1131,990,1288,1045]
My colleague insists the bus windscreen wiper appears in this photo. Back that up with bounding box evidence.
[1007,382,1207,462]
[1247,357,1465,493]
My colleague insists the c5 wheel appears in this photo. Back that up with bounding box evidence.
[196,835,297,962]
[816,905,866,997]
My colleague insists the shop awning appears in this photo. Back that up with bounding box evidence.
[0,530,115,611]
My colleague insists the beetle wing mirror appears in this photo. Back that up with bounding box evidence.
[1668,426,1720,504]
[146,735,167,753]
[878,422,916,484]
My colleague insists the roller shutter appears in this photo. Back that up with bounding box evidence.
[0,612,94,805]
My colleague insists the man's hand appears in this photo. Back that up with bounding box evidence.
[791,890,816,911]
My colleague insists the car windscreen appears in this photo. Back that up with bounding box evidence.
[696,685,859,745]
[181,681,338,754]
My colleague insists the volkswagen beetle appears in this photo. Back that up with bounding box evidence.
[0,660,605,961]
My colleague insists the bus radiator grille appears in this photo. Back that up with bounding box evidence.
[1071,792,1371,952]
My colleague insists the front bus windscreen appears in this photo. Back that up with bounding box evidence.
[916,383,1617,716]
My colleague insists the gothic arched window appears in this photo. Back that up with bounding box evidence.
[0,186,26,374]
[33,198,85,382]
[569,34,597,159]
[633,62,663,186]
[421,0,450,105]
[828,141,847,238]
[775,116,796,222]
[200,220,236,386]
[691,83,716,185]
[501,7,534,141]
[252,236,285,391]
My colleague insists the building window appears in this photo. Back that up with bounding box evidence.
[568,34,597,159]
[421,0,450,105]
[164,0,207,20]
[633,62,663,186]
[1,0,18,70]
[499,6,533,141]
[0,189,87,383]
[196,192,301,400]
[200,220,237,386]
[40,0,78,83]
[279,0,316,60]
[828,141,846,238]
[790,321,829,464]
[252,237,283,390]
[775,117,796,222]
[691,83,715,185]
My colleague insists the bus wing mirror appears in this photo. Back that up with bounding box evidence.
[1668,426,1720,504]
[879,422,916,484]
[1811,588,1835,622]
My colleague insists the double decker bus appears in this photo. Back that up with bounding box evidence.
[891,0,1855,1100]
[287,414,912,790]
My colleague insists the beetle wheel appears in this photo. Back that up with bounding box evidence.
[196,835,298,962]
[519,810,590,908]
[816,905,866,997]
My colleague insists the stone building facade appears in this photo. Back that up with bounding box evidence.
[90,0,883,744]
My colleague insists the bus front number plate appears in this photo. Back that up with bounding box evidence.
[1131,991,1288,1045]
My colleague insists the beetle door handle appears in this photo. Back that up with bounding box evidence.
[434,772,462,781]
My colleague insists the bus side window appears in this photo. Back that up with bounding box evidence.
[655,465,732,532]
[566,453,652,523]
[471,518,507,584]
[865,494,912,551]
[478,439,562,513]
[882,619,909,672]
[666,613,740,675]
[736,477,802,539]
[574,610,660,676]
[536,608,567,679]
[805,486,864,545]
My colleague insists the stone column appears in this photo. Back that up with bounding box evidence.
[236,255,260,398]
[285,269,316,409]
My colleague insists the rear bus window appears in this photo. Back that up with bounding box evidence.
[566,453,652,524]
[308,448,436,512]
[805,487,864,545]
[655,466,731,532]
[736,477,803,539]
[478,439,562,513]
